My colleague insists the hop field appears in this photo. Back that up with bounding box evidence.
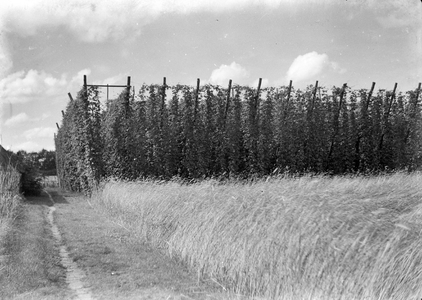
[91,172,422,300]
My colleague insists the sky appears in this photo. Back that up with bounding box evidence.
[0,0,421,152]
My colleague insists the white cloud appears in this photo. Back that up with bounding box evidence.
[23,127,56,140]
[370,0,422,29]
[250,78,269,88]
[4,112,30,127]
[94,73,127,86]
[69,68,92,91]
[209,62,250,86]
[0,67,123,114]
[35,113,51,121]
[285,51,346,84]
[330,61,347,75]
[0,0,324,80]
[0,0,321,42]
[8,140,54,152]
[0,70,68,104]
[0,35,12,78]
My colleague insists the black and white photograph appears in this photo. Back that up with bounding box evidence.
[1,1,422,299]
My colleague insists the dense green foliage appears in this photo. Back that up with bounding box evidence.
[14,151,43,196]
[14,149,57,176]
[55,82,422,192]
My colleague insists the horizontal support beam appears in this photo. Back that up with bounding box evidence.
[85,84,129,88]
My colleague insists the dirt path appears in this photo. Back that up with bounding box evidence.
[1,188,238,300]
[44,190,94,300]
[0,192,70,300]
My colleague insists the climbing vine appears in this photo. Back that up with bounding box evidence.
[56,82,422,192]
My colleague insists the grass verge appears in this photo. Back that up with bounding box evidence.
[0,193,69,300]
[91,172,422,300]
[51,188,234,299]
[0,164,22,277]
[0,164,21,222]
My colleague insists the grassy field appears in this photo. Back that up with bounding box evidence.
[91,172,422,300]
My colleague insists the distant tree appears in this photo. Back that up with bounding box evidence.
[15,150,42,196]
[35,149,57,175]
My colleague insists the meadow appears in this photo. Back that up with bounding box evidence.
[91,172,422,300]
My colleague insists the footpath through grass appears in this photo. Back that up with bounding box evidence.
[91,172,422,300]
[1,188,231,299]
[0,193,69,300]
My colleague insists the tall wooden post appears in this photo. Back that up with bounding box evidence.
[125,76,131,118]
[416,82,422,103]
[404,82,422,146]
[327,83,348,166]
[160,77,166,129]
[310,80,318,114]
[286,80,293,104]
[255,78,262,115]
[365,82,376,110]
[83,75,88,101]
[378,82,398,153]
[338,83,347,114]
[193,78,200,125]
[224,79,232,127]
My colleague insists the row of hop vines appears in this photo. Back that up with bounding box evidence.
[55,81,422,192]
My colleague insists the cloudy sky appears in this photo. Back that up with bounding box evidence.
[0,0,421,152]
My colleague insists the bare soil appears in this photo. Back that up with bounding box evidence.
[0,188,237,300]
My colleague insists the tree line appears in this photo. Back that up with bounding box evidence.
[55,80,422,193]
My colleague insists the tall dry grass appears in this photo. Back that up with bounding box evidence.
[91,173,422,300]
[0,165,22,246]
[0,165,21,219]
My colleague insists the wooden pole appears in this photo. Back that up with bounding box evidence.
[255,78,262,112]
[86,84,129,88]
[255,78,262,127]
[286,80,293,103]
[365,82,376,110]
[378,83,398,153]
[354,82,376,172]
[160,77,166,129]
[385,82,397,117]
[68,92,74,102]
[127,76,131,91]
[327,83,348,164]
[312,81,318,101]
[83,75,87,100]
[161,77,166,110]
[337,83,347,115]
[126,76,131,101]
[56,123,60,130]
[311,80,318,114]
[61,110,64,117]
[124,76,131,117]
[404,82,422,145]
[224,79,232,128]
[225,80,232,118]
[416,82,422,103]
[194,78,200,125]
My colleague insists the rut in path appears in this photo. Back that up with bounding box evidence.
[45,190,94,300]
